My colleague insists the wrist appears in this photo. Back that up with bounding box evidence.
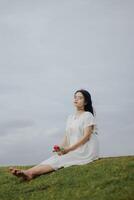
[68,146,74,152]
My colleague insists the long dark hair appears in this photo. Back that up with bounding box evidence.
[74,89,95,116]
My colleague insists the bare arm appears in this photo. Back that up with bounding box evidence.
[68,125,94,152]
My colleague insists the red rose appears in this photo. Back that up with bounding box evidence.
[52,145,65,153]
[53,145,60,152]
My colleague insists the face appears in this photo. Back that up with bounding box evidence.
[73,92,86,109]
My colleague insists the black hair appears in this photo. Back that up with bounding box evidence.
[74,89,95,116]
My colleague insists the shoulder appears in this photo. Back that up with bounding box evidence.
[83,111,96,128]
[84,111,94,118]
[83,111,96,123]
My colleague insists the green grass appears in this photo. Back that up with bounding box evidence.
[0,156,133,200]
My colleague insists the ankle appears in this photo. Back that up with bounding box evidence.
[25,170,34,177]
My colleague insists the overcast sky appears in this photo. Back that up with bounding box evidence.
[0,0,134,166]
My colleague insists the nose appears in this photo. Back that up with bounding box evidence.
[74,100,78,103]
[73,97,79,103]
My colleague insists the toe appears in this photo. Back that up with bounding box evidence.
[9,167,14,172]
[9,167,17,174]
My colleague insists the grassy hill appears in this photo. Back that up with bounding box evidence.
[0,156,133,200]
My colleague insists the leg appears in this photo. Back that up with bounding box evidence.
[9,164,55,181]
[26,164,55,177]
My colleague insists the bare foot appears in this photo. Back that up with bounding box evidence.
[9,167,19,175]
[9,167,33,181]
[16,170,33,181]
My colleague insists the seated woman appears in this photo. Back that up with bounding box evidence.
[9,89,100,181]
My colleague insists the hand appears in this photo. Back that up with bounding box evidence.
[58,147,70,156]
[52,145,70,156]
[52,145,64,153]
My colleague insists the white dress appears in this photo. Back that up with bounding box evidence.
[37,111,100,170]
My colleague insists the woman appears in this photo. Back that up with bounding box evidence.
[9,89,99,181]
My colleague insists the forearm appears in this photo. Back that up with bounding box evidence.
[68,134,91,152]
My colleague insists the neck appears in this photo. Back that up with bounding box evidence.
[75,108,85,115]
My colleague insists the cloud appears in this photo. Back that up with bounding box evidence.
[0,119,35,136]
[0,125,64,166]
[0,0,134,165]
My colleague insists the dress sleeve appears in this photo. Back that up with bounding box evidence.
[83,112,96,129]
